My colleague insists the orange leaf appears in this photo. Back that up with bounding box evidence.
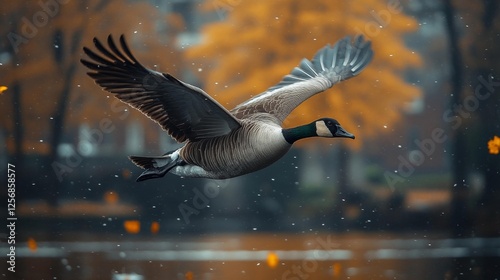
[150,221,160,234]
[104,191,119,204]
[332,262,342,277]
[27,237,37,252]
[124,220,141,234]
[488,136,500,155]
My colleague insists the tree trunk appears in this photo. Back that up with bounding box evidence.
[443,0,471,237]
[474,1,500,277]
[45,27,83,206]
[443,1,473,278]
[11,82,24,179]
[476,0,500,225]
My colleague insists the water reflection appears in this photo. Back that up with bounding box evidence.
[6,233,500,279]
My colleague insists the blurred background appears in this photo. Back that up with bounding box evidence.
[1,0,499,279]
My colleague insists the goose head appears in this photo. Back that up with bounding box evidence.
[314,118,355,139]
[282,118,355,144]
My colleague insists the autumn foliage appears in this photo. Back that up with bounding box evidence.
[0,1,184,155]
[187,0,422,149]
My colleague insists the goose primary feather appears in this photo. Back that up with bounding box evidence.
[81,35,373,181]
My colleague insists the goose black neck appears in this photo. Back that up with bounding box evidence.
[282,123,317,144]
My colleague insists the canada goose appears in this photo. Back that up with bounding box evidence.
[81,35,373,181]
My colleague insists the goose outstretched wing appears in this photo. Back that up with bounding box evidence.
[231,36,373,123]
[81,35,241,143]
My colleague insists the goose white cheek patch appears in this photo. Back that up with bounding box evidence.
[315,121,334,137]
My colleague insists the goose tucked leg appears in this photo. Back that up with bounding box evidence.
[135,166,172,182]
[129,150,182,182]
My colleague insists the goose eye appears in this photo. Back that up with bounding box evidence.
[326,120,333,126]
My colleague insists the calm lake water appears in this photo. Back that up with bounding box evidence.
[3,232,500,280]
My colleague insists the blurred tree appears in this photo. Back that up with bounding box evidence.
[442,0,500,232]
[443,1,499,278]
[457,0,500,216]
[186,0,421,149]
[0,1,184,206]
[442,0,469,238]
[0,4,28,186]
[441,2,471,279]
[186,0,422,212]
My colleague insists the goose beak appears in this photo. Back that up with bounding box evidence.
[335,125,355,139]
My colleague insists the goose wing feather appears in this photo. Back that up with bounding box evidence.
[231,36,373,123]
[81,35,241,143]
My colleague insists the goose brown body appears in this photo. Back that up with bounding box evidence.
[177,115,290,178]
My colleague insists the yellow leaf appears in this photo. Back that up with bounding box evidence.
[266,251,279,268]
